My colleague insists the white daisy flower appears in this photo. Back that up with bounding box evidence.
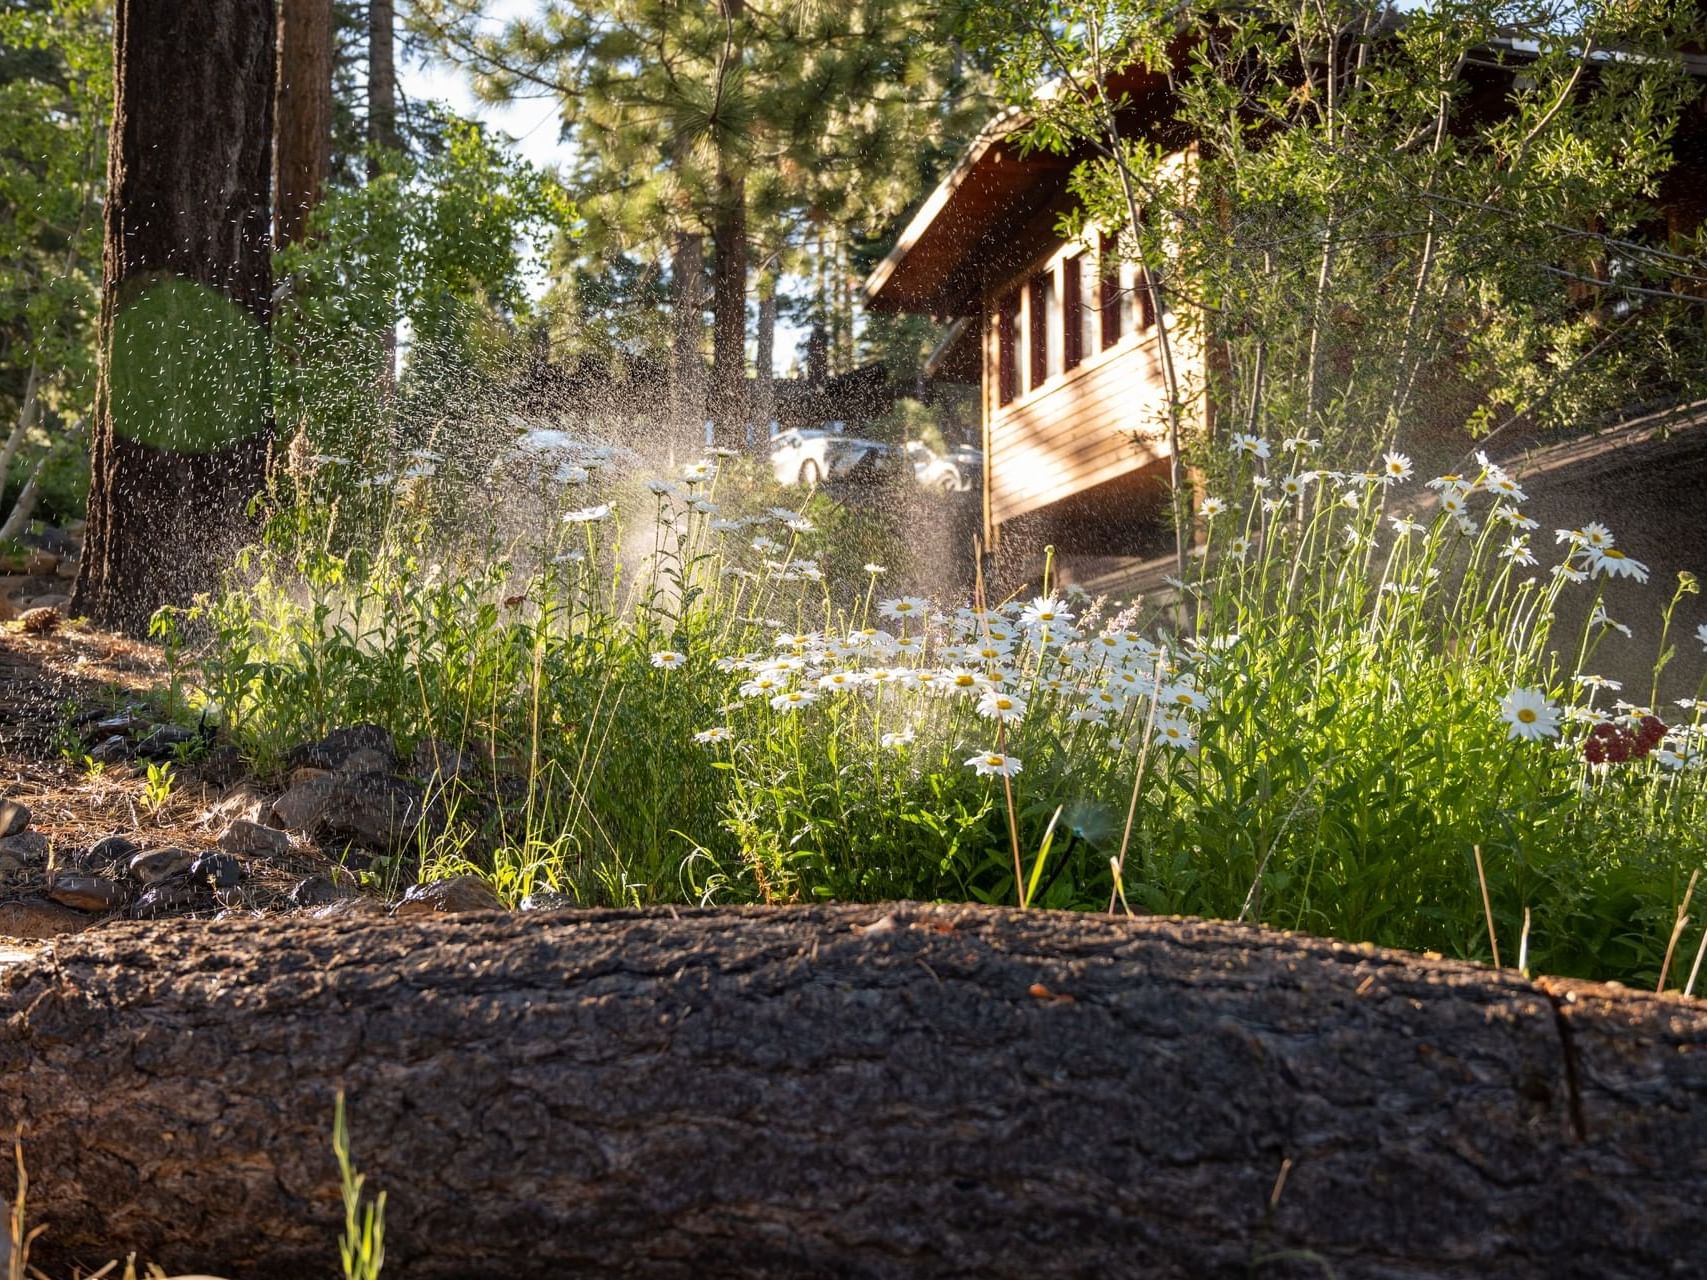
[1280,434,1321,453]
[864,563,887,575]
[1159,683,1209,712]
[649,650,686,671]
[1589,603,1632,638]
[1500,536,1537,567]
[1154,716,1198,750]
[692,726,732,745]
[1230,433,1271,460]
[880,728,915,749]
[976,690,1027,723]
[965,750,1022,778]
[563,504,612,523]
[878,596,929,621]
[1590,547,1649,583]
[1068,706,1106,724]
[1498,688,1561,741]
[1199,496,1226,519]
[1381,451,1413,483]
[1020,596,1073,627]
[769,689,819,713]
[1279,472,1314,498]
[1696,622,1707,652]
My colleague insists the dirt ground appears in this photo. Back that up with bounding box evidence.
[0,621,371,945]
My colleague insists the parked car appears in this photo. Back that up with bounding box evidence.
[907,441,983,494]
[769,427,898,486]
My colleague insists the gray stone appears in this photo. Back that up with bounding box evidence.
[48,874,124,913]
[0,831,50,863]
[132,881,206,918]
[209,782,269,826]
[189,853,243,890]
[128,848,196,885]
[89,834,139,862]
[519,890,576,912]
[269,775,336,831]
[312,896,386,921]
[88,735,129,764]
[336,747,394,775]
[392,874,503,918]
[286,724,397,773]
[218,819,290,859]
[0,853,26,876]
[322,772,434,854]
[0,799,29,839]
[286,874,346,908]
[133,724,195,761]
[53,555,77,579]
[84,712,148,741]
[0,897,97,938]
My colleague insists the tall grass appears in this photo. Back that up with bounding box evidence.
[183,428,1707,983]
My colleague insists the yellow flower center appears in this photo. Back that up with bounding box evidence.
[1517,708,1537,723]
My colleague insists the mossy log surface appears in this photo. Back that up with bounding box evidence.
[1,903,1703,1279]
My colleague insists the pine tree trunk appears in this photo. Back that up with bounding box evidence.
[755,275,777,435]
[367,0,398,393]
[4,904,1705,1279]
[708,169,748,451]
[668,230,706,461]
[273,0,334,249]
[70,0,275,635]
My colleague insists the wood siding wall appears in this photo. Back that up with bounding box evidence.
[981,238,1182,535]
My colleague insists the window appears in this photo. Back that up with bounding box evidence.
[995,290,1020,406]
[1100,233,1123,349]
[1065,253,1095,370]
[1027,270,1060,389]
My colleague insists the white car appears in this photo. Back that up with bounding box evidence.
[769,428,896,487]
[908,441,982,494]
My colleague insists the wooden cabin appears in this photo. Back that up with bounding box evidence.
[863,82,1194,580]
[864,45,1707,589]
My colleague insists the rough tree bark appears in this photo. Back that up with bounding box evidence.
[708,168,748,450]
[70,0,275,634]
[3,904,1704,1279]
[668,229,707,461]
[368,0,399,393]
[273,0,334,248]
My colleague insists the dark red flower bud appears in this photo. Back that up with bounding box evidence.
[1591,721,1620,740]
[1584,737,1608,764]
[1636,715,1667,746]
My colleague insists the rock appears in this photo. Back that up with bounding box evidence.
[321,772,434,854]
[127,848,196,885]
[197,744,245,788]
[132,724,195,761]
[0,897,97,938]
[0,832,48,863]
[88,735,129,764]
[286,874,346,908]
[189,853,243,890]
[269,775,336,831]
[89,834,139,863]
[0,799,30,838]
[336,747,393,775]
[209,783,270,826]
[519,890,576,912]
[131,880,206,918]
[54,556,77,579]
[83,712,149,741]
[218,820,290,859]
[0,854,26,876]
[392,874,503,918]
[24,549,57,575]
[47,874,124,913]
[289,766,331,787]
[311,896,386,921]
[413,737,485,781]
[286,724,397,773]
[22,594,67,612]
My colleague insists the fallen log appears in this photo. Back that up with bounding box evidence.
[0,903,1703,1279]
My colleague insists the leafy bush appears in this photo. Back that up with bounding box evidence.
[186,428,1706,984]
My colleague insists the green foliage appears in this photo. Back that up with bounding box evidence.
[334,1092,386,1280]
[273,109,577,465]
[195,431,1707,986]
